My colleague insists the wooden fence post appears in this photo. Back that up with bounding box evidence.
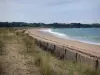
[95,59,99,70]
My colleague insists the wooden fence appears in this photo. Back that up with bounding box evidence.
[27,32,100,70]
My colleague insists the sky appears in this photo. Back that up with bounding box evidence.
[0,0,100,23]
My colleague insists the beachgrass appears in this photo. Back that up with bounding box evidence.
[0,28,100,75]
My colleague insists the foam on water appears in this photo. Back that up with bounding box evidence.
[40,29,69,38]
[39,28,100,45]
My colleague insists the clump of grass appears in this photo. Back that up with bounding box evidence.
[0,40,4,55]
[0,62,3,75]
[84,68,100,75]
[35,52,52,75]
[16,32,36,55]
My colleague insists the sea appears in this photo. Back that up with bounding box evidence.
[40,28,100,45]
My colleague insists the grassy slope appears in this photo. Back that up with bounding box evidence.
[0,28,41,75]
[0,28,100,75]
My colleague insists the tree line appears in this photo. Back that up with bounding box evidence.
[0,22,100,28]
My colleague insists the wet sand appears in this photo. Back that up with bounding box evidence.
[27,28,100,58]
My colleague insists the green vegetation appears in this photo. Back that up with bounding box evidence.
[0,28,100,75]
[0,22,100,28]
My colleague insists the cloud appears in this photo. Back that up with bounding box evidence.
[47,0,80,6]
[0,0,100,23]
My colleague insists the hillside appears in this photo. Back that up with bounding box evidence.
[0,28,100,75]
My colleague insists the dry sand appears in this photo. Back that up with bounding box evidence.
[27,28,100,58]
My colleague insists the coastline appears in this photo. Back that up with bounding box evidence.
[40,28,100,45]
[27,28,100,58]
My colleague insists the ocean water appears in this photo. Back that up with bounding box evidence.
[40,28,100,45]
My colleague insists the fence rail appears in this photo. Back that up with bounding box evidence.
[27,31,100,70]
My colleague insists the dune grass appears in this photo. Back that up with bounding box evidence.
[16,29,100,75]
[0,28,100,75]
[0,28,15,55]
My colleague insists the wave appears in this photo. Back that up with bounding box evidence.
[79,40,100,45]
[40,29,69,39]
[39,29,100,45]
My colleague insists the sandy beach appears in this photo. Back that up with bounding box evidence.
[27,28,100,58]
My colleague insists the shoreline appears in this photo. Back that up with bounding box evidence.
[40,28,100,46]
[27,28,100,58]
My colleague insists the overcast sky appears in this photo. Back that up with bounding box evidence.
[0,0,100,23]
